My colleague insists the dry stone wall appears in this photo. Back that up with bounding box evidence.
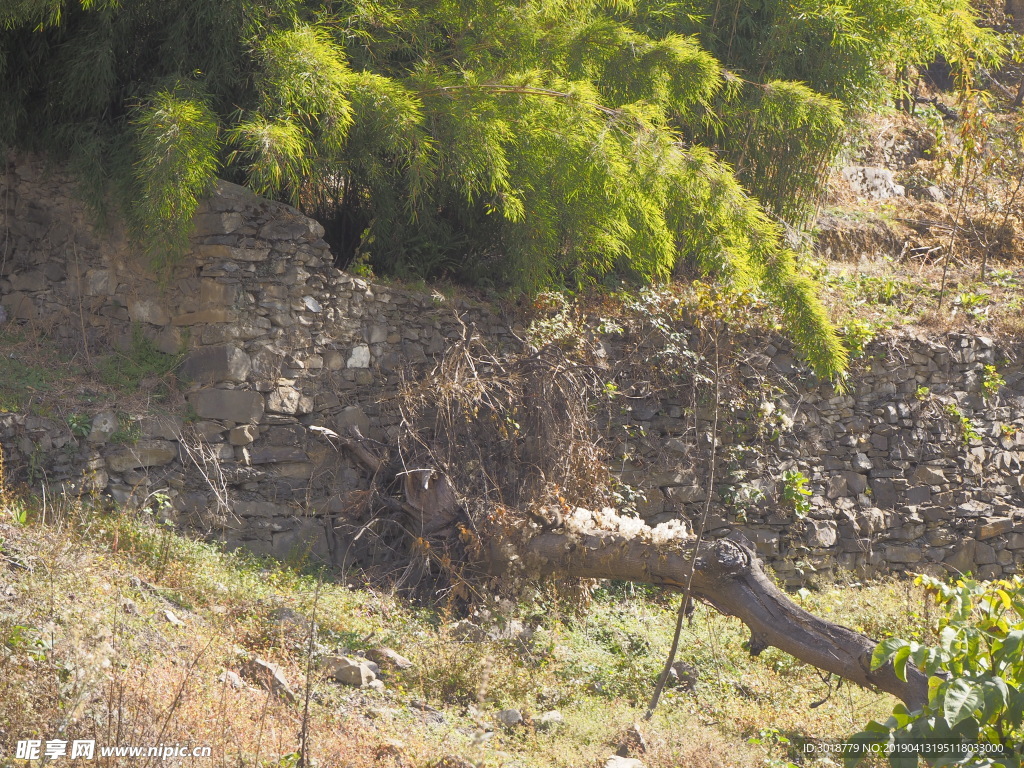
[1,153,1023,584]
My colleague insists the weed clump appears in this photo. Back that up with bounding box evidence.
[98,324,182,396]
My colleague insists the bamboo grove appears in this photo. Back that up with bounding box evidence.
[0,0,1002,378]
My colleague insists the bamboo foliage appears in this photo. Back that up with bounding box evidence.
[0,0,998,379]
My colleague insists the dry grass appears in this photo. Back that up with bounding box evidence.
[0,481,941,768]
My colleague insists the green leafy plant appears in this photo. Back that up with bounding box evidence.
[109,415,141,445]
[982,365,1005,402]
[780,469,813,519]
[945,403,982,446]
[66,413,92,438]
[955,292,992,320]
[915,386,932,402]
[842,319,878,360]
[848,575,1024,767]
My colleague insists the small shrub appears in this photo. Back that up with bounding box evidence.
[945,403,981,445]
[780,469,813,519]
[66,413,92,438]
[981,364,1005,402]
[851,575,1024,767]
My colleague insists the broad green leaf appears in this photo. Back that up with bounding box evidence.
[943,679,982,726]
[873,638,909,671]
[980,677,1009,721]
[893,645,912,683]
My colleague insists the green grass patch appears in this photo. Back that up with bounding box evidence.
[98,324,182,395]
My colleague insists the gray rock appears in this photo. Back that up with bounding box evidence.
[977,517,1014,540]
[106,440,179,472]
[266,385,313,415]
[536,710,565,731]
[334,405,371,434]
[229,424,258,446]
[87,411,119,443]
[241,657,296,702]
[806,520,837,548]
[180,346,252,385]
[218,670,245,689]
[127,297,171,326]
[852,453,873,472]
[325,655,377,687]
[347,345,371,368]
[842,166,905,199]
[366,646,413,670]
[189,389,265,424]
[450,619,492,642]
[495,708,523,728]
[605,757,646,768]
[945,540,977,575]
[667,661,698,690]
[913,465,946,486]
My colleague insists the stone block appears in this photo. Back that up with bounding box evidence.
[127,297,170,326]
[977,517,1014,540]
[347,344,371,368]
[87,411,119,443]
[1,291,36,320]
[248,446,308,465]
[664,485,704,504]
[234,501,293,517]
[172,309,236,326]
[975,541,997,564]
[189,389,265,424]
[259,218,313,241]
[913,465,946,486]
[267,385,313,415]
[334,405,371,434]
[843,471,868,495]
[106,440,179,473]
[806,520,837,548]
[904,485,931,506]
[195,244,270,262]
[9,270,47,292]
[192,211,243,236]
[324,655,377,687]
[139,414,184,440]
[180,345,252,385]
[826,474,848,499]
[884,545,923,563]
[852,452,872,471]
[737,527,780,556]
[870,478,897,509]
[977,564,1003,580]
[229,425,258,446]
[856,507,885,536]
[945,540,977,575]
[324,350,345,370]
[153,326,185,355]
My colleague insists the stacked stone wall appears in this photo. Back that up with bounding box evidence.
[2,153,1022,583]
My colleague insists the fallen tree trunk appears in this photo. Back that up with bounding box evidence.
[494,522,930,710]
[318,427,931,711]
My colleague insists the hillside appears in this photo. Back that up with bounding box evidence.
[4,1,1024,764]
